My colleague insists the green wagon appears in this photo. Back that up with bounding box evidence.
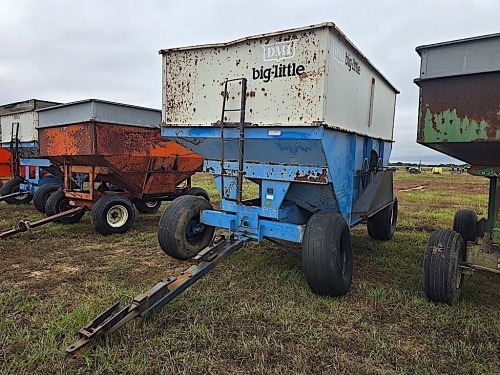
[415,33,500,304]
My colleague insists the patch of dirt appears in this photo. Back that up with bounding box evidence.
[0,207,188,300]
[29,270,49,279]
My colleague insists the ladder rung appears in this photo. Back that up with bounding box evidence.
[225,78,244,83]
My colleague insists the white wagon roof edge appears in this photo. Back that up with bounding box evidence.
[159,22,399,94]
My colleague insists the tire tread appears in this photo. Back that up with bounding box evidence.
[452,209,477,243]
[367,197,398,241]
[45,190,85,224]
[423,229,465,304]
[302,212,353,297]
[33,183,60,213]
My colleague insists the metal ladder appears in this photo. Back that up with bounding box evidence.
[220,78,247,203]
[9,122,20,178]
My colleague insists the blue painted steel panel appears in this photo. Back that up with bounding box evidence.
[163,124,393,243]
[206,160,328,184]
[201,209,304,243]
[220,199,308,223]
[0,141,38,149]
[20,158,51,167]
[38,176,62,186]
[164,126,328,165]
[17,158,61,194]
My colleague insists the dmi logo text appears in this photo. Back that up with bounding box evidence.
[333,41,346,65]
[262,41,297,62]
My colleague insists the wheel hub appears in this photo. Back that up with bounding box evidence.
[145,200,158,208]
[107,205,129,227]
[186,219,204,237]
[14,186,30,201]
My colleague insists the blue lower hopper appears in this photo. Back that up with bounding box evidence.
[162,125,395,244]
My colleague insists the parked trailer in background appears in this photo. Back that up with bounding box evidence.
[415,33,500,304]
[0,99,62,208]
[35,99,204,235]
[66,22,399,354]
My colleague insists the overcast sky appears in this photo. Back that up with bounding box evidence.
[1,0,498,163]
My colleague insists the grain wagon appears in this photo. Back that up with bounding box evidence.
[158,22,399,293]
[416,33,500,304]
[33,99,204,235]
[0,99,62,207]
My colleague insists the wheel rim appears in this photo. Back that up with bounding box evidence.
[58,200,69,212]
[107,205,129,227]
[57,197,78,217]
[145,200,158,208]
[13,186,30,201]
[186,217,205,244]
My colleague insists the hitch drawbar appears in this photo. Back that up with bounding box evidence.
[0,191,23,202]
[0,207,86,239]
[65,237,244,356]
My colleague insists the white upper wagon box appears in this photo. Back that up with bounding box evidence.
[160,22,398,141]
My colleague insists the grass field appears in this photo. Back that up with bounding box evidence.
[0,171,499,374]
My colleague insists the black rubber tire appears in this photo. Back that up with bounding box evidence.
[423,229,465,304]
[158,195,215,260]
[453,209,477,243]
[45,190,85,224]
[185,187,210,201]
[91,195,135,235]
[367,196,398,241]
[134,199,161,214]
[302,212,353,297]
[33,183,60,213]
[1,178,33,205]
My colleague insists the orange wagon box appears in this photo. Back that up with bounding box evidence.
[34,99,204,235]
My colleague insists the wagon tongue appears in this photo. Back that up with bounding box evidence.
[65,236,244,356]
[0,206,87,239]
[0,190,24,202]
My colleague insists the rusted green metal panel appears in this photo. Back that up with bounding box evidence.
[422,108,490,143]
[415,72,500,166]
